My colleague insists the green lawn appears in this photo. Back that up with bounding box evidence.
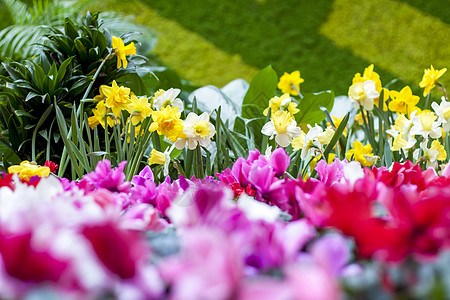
[140,0,401,95]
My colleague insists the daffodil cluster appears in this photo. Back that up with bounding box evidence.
[345,64,448,168]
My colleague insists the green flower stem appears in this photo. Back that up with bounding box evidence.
[360,108,377,153]
[424,92,432,110]
[195,144,204,179]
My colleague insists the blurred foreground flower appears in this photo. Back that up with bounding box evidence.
[8,161,50,181]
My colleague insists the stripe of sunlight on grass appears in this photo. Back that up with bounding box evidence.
[92,0,259,88]
[321,0,450,91]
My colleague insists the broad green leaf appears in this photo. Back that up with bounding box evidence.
[295,91,335,125]
[242,65,277,119]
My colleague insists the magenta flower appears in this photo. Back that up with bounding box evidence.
[83,160,130,194]
[269,147,290,177]
[82,221,148,279]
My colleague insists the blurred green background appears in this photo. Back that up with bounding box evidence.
[0,0,449,95]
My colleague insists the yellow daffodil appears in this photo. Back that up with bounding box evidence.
[263,93,299,117]
[175,112,215,150]
[277,71,304,96]
[261,110,302,147]
[419,65,447,97]
[8,161,50,181]
[149,149,166,165]
[352,64,382,94]
[127,94,152,125]
[148,148,172,176]
[100,80,132,117]
[149,106,184,142]
[88,101,117,129]
[112,36,136,69]
[430,140,447,161]
[388,86,420,115]
[345,140,376,167]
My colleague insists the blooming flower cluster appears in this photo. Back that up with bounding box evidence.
[0,157,358,299]
[5,152,450,298]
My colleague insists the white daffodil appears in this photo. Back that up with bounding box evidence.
[152,88,184,112]
[299,124,334,159]
[348,80,380,111]
[175,112,215,150]
[261,110,302,147]
[394,113,415,141]
[410,110,442,139]
[432,97,450,132]
[413,139,447,167]
[392,133,416,153]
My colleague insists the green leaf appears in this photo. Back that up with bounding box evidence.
[242,65,277,119]
[32,104,53,161]
[87,151,109,157]
[295,91,335,125]
[322,112,349,161]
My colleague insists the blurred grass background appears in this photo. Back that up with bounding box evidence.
[0,0,449,95]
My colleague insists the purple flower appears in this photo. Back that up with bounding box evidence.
[310,233,361,277]
[84,160,130,194]
[269,147,290,177]
[159,228,243,300]
[131,165,154,187]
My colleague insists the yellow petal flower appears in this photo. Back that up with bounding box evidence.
[149,149,166,165]
[277,71,304,96]
[8,161,50,181]
[345,140,375,166]
[112,36,137,69]
[149,106,183,142]
[419,65,447,97]
[102,80,132,117]
[430,140,447,161]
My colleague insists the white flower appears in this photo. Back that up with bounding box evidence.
[152,88,184,112]
[237,193,281,222]
[261,110,301,147]
[348,80,380,111]
[410,110,441,139]
[175,112,215,150]
[413,139,446,166]
[431,97,450,132]
[300,124,334,159]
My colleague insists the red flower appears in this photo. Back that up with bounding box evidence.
[0,172,14,190]
[0,231,69,282]
[44,161,59,173]
[82,222,147,279]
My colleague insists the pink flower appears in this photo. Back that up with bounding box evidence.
[159,228,243,300]
[83,160,130,194]
[81,221,148,279]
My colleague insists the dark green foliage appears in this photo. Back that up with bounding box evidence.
[0,13,151,167]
